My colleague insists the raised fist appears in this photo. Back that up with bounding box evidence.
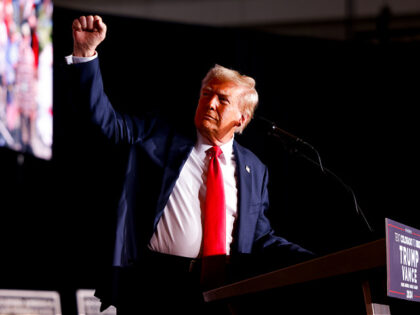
[72,15,107,57]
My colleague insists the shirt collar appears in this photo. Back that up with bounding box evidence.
[195,131,234,161]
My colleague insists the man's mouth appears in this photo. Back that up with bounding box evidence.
[204,114,217,121]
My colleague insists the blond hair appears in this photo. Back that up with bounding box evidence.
[202,64,259,133]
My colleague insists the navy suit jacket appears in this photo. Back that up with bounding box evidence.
[69,58,312,307]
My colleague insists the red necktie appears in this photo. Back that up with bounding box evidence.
[201,146,227,289]
[202,146,226,257]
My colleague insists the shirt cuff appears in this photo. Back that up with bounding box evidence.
[65,52,98,65]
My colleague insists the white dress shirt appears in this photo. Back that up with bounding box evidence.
[148,132,238,258]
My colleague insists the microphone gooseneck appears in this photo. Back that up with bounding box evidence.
[255,116,374,233]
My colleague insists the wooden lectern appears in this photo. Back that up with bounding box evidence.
[204,239,392,315]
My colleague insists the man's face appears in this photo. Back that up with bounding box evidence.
[194,78,246,146]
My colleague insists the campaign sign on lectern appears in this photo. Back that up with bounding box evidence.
[386,218,420,302]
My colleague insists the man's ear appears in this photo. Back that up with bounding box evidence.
[237,113,249,127]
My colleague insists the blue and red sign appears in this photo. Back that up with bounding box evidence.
[386,218,420,302]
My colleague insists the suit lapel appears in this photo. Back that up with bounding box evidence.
[232,141,254,253]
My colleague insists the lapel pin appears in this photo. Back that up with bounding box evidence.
[245,165,251,173]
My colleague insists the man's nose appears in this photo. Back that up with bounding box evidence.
[209,95,219,110]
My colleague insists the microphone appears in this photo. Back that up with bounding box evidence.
[255,116,309,151]
[255,115,324,170]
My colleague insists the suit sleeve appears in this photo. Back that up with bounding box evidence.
[69,57,161,145]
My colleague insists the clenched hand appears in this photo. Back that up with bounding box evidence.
[72,15,107,57]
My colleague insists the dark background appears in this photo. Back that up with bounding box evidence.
[1,6,419,315]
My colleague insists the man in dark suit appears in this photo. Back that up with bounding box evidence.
[68,15,313,315]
